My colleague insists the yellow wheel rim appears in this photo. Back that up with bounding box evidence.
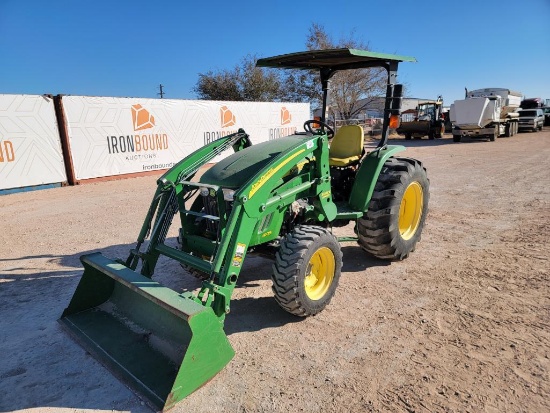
[304,247,335,300]
[399,181,423,240]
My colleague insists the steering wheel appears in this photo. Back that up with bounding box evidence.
[303,119,335,139]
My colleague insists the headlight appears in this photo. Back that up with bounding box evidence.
[199,187,210,197]
[222,188,235,201]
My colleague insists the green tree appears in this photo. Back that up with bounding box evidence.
[193,54,280,101]
[194,69,242,101]
[239,54,280,101]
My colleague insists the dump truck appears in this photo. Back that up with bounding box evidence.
[396,97,444,139]
[60,48,429,411]
[450,88,521,142]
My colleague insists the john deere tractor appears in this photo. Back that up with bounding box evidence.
[60,48,429,411]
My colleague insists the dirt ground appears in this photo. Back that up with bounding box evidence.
[1,129,549,413]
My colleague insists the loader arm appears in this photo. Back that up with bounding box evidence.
[159,129,251,185]
[120,131,336,322]
[240,133,336,220]
[125,130,251,272]
[60,130,254,411]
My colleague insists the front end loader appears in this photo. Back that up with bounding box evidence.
[60,48,429,411]
[396,97,444,140]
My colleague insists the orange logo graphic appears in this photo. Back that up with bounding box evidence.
[220,106,236,128]
[281,107,292,125]
[132,104,155,131]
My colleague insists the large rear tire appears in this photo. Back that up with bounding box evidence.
[358,158,429,260]
[272,226,342,316]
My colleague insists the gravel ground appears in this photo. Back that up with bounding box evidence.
[1,129,549,413]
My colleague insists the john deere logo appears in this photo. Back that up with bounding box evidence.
[220,106,236,128]
[269,106,297,140]
[106,104,168,159]
[281,107,292,125]
[132,104,155,131]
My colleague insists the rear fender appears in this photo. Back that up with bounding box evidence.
[348,145,406,212]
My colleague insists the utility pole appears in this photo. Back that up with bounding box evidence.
[158,84,165,99]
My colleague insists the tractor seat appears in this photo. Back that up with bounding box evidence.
[329,125,365,167]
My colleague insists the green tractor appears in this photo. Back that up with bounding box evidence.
[60,49,429,411]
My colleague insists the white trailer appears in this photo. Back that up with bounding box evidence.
[449,88,521,142]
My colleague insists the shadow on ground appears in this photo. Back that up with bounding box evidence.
[0,235,390,412]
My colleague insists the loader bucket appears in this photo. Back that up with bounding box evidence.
[59,252,234,411]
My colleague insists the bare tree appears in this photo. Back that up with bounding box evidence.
[193,23,389,118]
[278,71,319,104]
[305,23,387,121]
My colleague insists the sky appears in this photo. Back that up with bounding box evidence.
[1,0,549,107]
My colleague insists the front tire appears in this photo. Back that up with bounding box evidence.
[358,158,429,260]
[272,226,342,316]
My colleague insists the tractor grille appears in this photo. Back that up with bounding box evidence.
[259,213,273,232]
[201,191,219,234]
[200,191,234,235]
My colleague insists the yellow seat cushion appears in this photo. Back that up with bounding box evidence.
[329,125,364,167]
[329,154,362,167]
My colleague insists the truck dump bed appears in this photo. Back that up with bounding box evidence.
[451,88,522,130]
[452,97,498,129]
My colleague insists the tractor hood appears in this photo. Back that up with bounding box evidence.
[200,135,306,188]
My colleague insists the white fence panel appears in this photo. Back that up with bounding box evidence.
[62,96,310,181]
[0,94,67,191]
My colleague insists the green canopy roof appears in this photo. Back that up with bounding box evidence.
[256,48,416,71]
